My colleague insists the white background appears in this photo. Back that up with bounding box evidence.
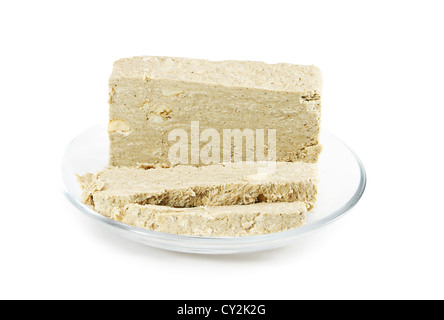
[1,0,443,300]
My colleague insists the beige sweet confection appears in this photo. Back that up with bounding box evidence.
[78,162,318,211]
[101,202,307,237]
[108,56,322,167]
[77,56,323,237]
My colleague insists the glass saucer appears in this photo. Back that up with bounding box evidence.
[61,125,366,254]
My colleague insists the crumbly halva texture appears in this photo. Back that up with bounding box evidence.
[78,162,319,212]
[108,56,322,167]
[98,202,307,237]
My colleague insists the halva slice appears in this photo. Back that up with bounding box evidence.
[98,202,307,237]
[78,162,318,212]
[108,56,322,166]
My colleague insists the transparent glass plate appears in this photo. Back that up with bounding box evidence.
[62,126,366,254]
